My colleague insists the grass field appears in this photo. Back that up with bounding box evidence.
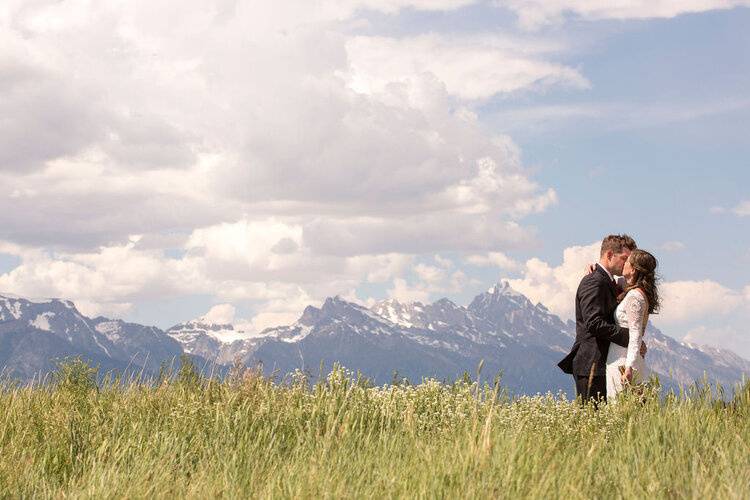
[0,357,748,499]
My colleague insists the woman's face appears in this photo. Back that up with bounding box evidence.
[623,258,635,283]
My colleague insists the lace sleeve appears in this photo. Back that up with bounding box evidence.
[625,291,648,367]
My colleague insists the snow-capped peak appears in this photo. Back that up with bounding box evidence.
[0,292,54,304]
[487,281,524,298]
[167,318,255,344]
[370,297,427,328]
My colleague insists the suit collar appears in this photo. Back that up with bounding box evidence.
[595,264,618,295]
[596,263,614,282]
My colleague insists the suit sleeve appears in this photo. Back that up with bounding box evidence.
[578,277,630,347]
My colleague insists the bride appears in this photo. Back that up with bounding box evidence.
[606,249,661,400]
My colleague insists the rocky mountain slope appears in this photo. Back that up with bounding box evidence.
[0,293,184,381]
[1,283,748,395]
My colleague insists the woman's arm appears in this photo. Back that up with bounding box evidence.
[625,290,648,368]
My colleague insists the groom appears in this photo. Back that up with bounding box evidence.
[558,234,641,403]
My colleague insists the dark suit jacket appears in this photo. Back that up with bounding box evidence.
[558,265,630,377]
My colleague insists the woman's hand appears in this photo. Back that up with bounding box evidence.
[621,366,633,385]
[583,263,596,276]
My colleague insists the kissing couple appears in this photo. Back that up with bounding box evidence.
[558,234,661,403]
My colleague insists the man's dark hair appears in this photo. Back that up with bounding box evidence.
[600,234,637,257]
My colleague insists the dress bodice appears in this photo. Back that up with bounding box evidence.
[606,288,650,399]
[615,289,647,329]
[613,289,649,367]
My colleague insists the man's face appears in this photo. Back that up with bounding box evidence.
[611,250,631,276]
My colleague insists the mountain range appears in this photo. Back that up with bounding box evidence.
[1,283,748,395]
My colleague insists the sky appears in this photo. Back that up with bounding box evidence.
[1,0,749,357]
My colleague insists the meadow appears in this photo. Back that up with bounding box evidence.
[0,357,748,499]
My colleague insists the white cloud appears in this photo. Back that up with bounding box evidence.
[414,263,447,283]
[385,255,476,304]
[502,241,750,357]
[0,216,431,326]
[201,304,236,325]
[487,99,750,136]
[502,0,750,29]
[245,286,319,332]
[506,242,749,327]
[506,242,601,318]
[0,0,645,331]
[0,0,558,258]
[388,278,432,303]
[344,34,589,101]
[186,218,304,274]
[75,300,134,319]
[465,251,521,271]
[657,280,745,326]
[433,254,453,268]
[733,200,750,217]
[659,241,686,252]
[708,200,750,217]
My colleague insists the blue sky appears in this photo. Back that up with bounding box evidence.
[489,8,750,286]
[0,0,748,356]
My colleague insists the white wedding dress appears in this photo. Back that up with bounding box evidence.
[606,284,650,401]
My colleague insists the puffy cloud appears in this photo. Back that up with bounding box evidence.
[388,278,432,304]
[708,200,750,217]
[0,0,595,330]
[414,263,448,283]
[659,241,686,252]
[74,301,134,319]
[502,0,750,29]
[505,242,600,318]
[386,263,475,304]
[0,216,429,326]
[733,200,750,217]
[302,213,536,256]
[658,280,745,326]
[186,218,304,274]
[0,0,558,258]
[0,240,190,305]
[433,254,453,268]
[505,241,749,325]
[465,251,521,271]
[201,304,236,325]
[344,34,589,101]
[245,287,322,332]
[502,241,750,357]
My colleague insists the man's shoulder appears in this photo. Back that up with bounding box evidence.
[577,270,607,293]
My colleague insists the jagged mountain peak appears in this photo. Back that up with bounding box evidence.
[319,295,394,326]
[434,297,460,308]
[470,281,532,310]
[370,297,428,328]
[0,293,99,338]
[0,292,185,378]
[167,315,251,346]
[0,293,80,320]
[1,288,749,395]
[486,281,527,299]
[298,304,322,326]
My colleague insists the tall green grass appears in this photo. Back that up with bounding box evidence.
[0,357,748,499]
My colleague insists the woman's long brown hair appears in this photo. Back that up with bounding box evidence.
[624,249,661,314]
